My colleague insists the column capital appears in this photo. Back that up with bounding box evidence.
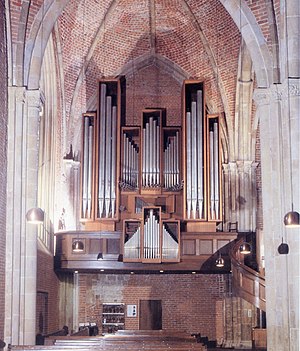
[253,87,271,106]
[26,89,43,109]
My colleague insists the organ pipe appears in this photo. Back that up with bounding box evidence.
[162,223,179,259]
[143,209,160,260]
[97,83,118,218]
[209,120,220,220]
[142,117,160,187]
[163,131,180,190]
[124,225,141,259]
[185,90,204,219]
[121,131,139,190]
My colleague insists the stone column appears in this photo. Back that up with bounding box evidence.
[253,82,300,351]
[5,88,42,345]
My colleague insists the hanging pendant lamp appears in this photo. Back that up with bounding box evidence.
[284,210,300,228]
[215,251,224,267]
[72,239,84,252]
[239,242,251,254]
[26,207,45,224]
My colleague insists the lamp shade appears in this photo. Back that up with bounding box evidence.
[97,252,103,260]
[239,242,251,254]
[26,207,44,224]
[215,257,225,268]
[72,240,84,252]
[284,211,300,228]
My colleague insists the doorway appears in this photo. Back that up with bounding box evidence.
[139,300,162,330]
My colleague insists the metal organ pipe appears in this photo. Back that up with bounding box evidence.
[110,106,117,217]
[87,125,93,218]
[124,226,140,259]
[97,84,117,218]
[196,90,204,218]
[121,132,139,190]
[186,112,192,219]
[163,132,180,190]
[143,210,160,260]
[98,84,106,218]
[162,224,178,259]
[82,116,89,218]
[213,122,219,219]
[142,118,160,187]
[186,90,204,219]
[209,130,215,219]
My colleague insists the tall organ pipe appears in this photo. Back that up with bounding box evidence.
[213,122,219,219]
[82,117,89,218]
[196,90,204,218]
[98,84,107,217]
[209,130,215,219]
[186,112,192,219]
[104,96,112,217]
[87,125,93,218]
[110,106,117,217]
[191,102,197,219]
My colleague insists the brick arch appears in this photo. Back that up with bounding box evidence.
[25,0,69,89]
[220,0,272,88]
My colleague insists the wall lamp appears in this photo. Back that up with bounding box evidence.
[239,242,251,255]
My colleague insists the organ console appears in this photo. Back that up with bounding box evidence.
[79,77,222,263]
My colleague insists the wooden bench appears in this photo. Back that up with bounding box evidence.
[10,331,206,351]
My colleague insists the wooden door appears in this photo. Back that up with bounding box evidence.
[139,300,162,330]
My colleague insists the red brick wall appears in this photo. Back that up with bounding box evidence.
[0,0,7,342]
[78,273,227,341]
[126,65,182,126]
[36,245,61,335]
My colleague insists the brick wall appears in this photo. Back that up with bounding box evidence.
[78,273,228,341]
[0,0,7,342]
[36,244,61,335]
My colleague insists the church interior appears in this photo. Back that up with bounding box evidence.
[0,0,299,350]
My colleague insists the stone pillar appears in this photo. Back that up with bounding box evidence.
[253,82,300,351]
[222,161,257,232]
[62,159,80,230]
[5,88,42,345]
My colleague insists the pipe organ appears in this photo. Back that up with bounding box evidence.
[79,78,222,263]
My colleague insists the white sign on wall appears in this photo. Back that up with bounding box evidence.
[127,304,137,317]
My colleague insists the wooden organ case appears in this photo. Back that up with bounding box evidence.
[79,77,223,264]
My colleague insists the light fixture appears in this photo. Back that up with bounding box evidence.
[97,252,103,260]
[239,242,251,255]
[284,209,300,228]
[278,238,289,255]
[72,240,84,252]
[26,207,45,224]
[215,252,224,268]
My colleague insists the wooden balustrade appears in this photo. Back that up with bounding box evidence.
[230,238,266,311]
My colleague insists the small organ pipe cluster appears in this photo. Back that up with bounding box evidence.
[79,78,222,260]
[121,130,139,190]
[123,208,180,263]
[163,129,181,191]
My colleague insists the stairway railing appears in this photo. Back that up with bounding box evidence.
[230,237,266,311]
